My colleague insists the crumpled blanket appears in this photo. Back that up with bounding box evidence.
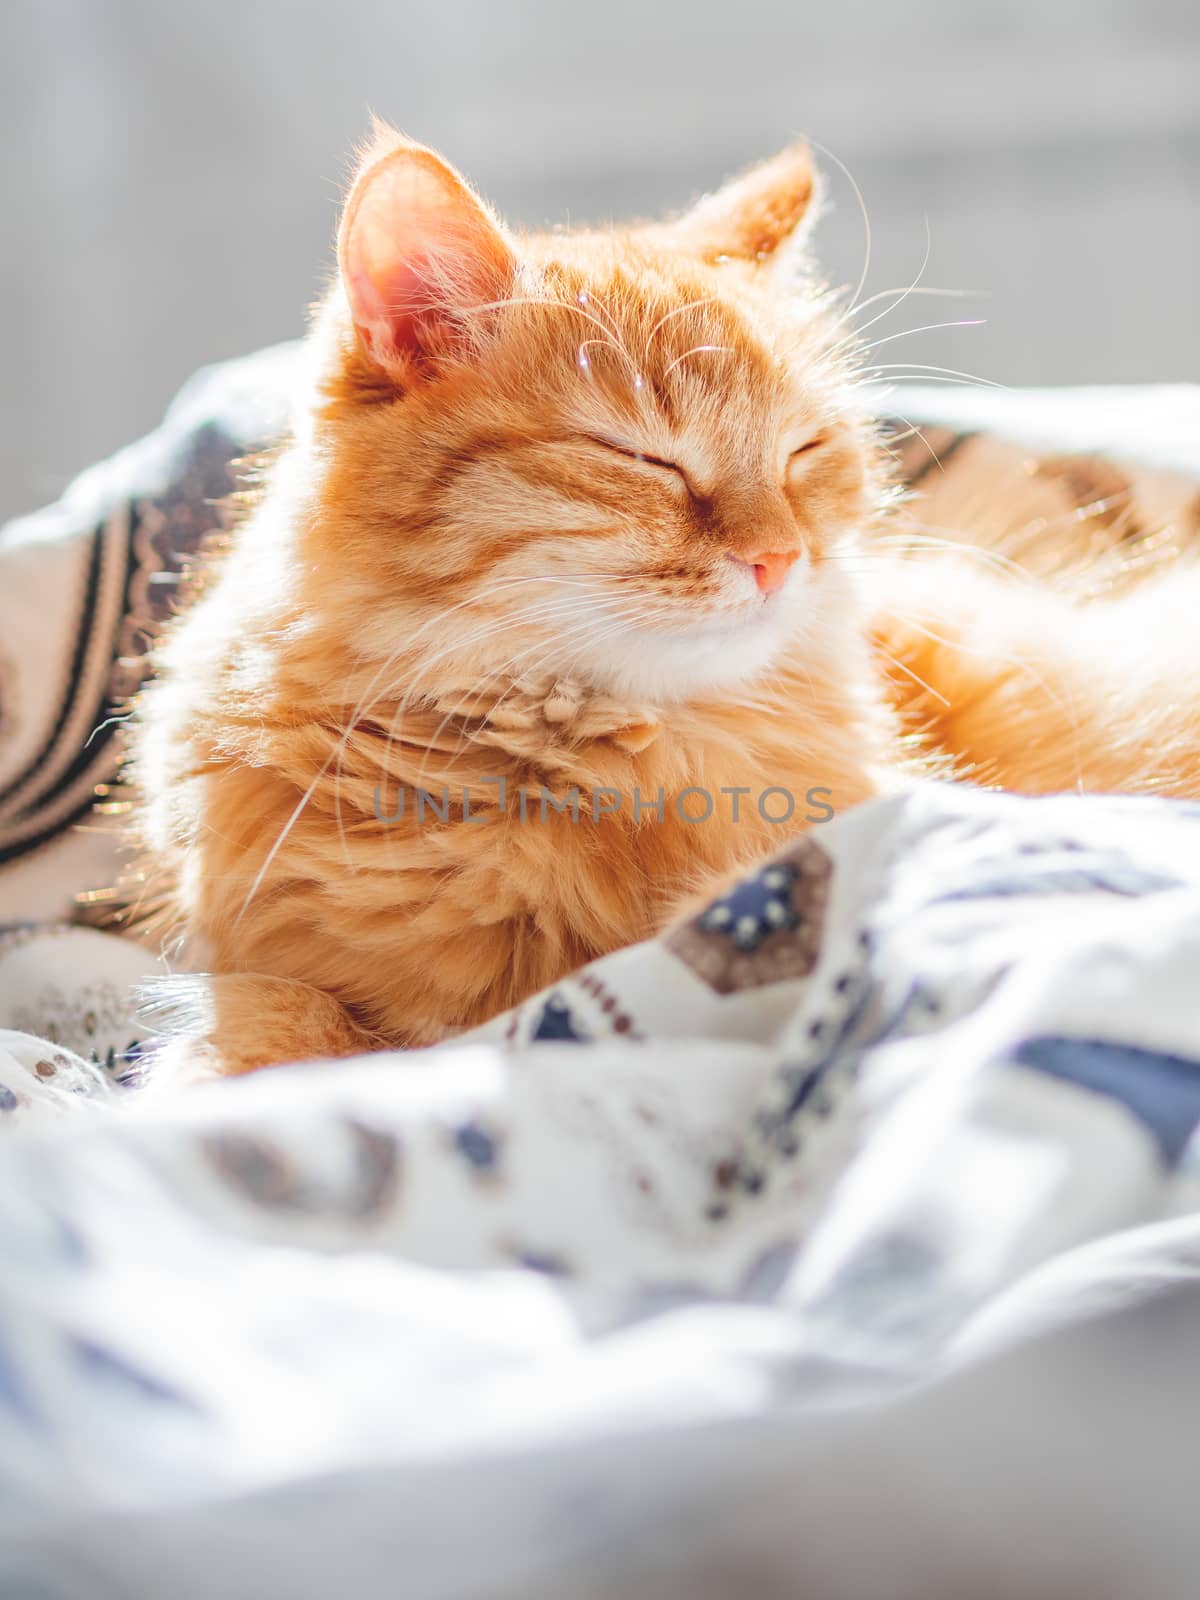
[3,780,1200,1598]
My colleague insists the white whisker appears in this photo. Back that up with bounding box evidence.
[809,138,873,313]
[662,344,733,381]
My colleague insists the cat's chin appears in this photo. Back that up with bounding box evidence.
[556,563,863,705]
[565,591,815,704]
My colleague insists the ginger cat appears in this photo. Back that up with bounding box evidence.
[125,125,1200,1075]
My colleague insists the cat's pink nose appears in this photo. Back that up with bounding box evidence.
[742,548,801,596]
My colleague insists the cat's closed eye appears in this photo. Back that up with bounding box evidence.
[783,433,829,482]
[585,434,683,479]
[583,434,710,503]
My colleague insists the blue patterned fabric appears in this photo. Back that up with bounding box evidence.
[1015,1035,1200,1164]
[0,784,1199,1595]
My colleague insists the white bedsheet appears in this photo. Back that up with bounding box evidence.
[2,782,1200,1596]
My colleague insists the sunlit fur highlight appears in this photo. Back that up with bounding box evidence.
[125,127,1200,1076]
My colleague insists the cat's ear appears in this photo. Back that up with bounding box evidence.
[338,124,517,379]
[669,143,820,270]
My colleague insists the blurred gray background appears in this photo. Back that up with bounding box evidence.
[1,0,1197,524]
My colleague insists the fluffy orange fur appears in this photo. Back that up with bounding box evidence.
[124,126,1200,1076]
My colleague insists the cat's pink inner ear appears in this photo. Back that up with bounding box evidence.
[339,142,516,374]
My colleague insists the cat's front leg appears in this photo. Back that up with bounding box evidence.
[142,971,388,1080]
